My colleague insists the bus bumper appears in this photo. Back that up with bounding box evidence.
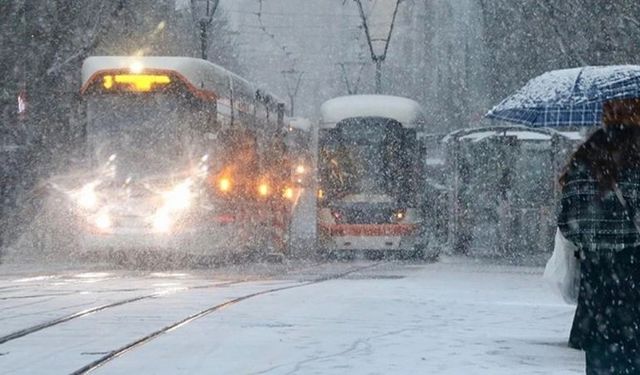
[79,223,246,253]
[324,235,419,251]
[318,224,424,252]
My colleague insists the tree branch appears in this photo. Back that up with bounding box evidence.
[538,0,587,66]
[44,0,120,78]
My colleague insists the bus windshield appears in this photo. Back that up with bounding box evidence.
[86,93,208,179]
[318,117,417,205]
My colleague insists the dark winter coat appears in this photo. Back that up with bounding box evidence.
[558,162,640,352]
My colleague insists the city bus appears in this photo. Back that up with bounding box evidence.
[46,56,295,263]
[316,95,437,259]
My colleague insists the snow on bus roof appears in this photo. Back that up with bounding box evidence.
[442,126,580,143]
[81,56,269,101]
[320,95,425,128]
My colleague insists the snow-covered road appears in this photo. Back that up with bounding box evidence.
[0,259,583,374]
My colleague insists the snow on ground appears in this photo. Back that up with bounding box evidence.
[0,258,583,374]
[0,271,232,339]
[1,279,300,374]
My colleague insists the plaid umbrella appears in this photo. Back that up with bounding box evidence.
[486,65,640,127]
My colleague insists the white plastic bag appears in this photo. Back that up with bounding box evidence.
[543,228,580,304]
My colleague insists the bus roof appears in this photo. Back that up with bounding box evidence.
[319,95,425,129]
[81,56,288,109]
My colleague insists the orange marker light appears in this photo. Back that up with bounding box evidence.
[219,178,231,192]
[258,183,270,197]
[283,187,294,200]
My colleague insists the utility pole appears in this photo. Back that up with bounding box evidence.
[337,61,367,95]
[191,0,220,60]
[352,0,403,94]
[281,69,304,117]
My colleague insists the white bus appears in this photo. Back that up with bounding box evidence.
[46,56,295,262]
[316,95,437,259]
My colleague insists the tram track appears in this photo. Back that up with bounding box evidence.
[0,280,242,346]
[70,262,380,375]
[0,260,331,346]
[0,288,160,301]
[0,292,79,301]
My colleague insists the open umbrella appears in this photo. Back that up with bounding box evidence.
[486,65,640,127]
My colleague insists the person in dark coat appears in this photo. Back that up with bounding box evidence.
[558,98,640,374]
[564,129,607,352]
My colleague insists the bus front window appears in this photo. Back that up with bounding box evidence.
[86,93,205,179]
[318,117,417,205]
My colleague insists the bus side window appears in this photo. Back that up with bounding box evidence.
[205,101,218,133]
[219,129,259,194]
[277,103,285,126]
[188,98,219,134]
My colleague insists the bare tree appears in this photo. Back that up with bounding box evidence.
[190,0,221,60]
[281,69,304,116]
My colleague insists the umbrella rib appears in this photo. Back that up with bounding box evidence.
[570,67,585,98]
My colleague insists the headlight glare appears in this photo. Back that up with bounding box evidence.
[77,183,98,209]
[393,209,406,222]
[95,213,111,230]
[283,187,294,200]
[163,180,192,211]
[153,211,172,233]
[258,183,270,197]
[219,177,231,193]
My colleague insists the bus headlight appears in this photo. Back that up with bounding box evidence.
[77,182,98,210]
[162,180,192,211]
[94,213,112,231]
[392,209,421,224]
[153,212,172,233]
[393,209,406,222]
